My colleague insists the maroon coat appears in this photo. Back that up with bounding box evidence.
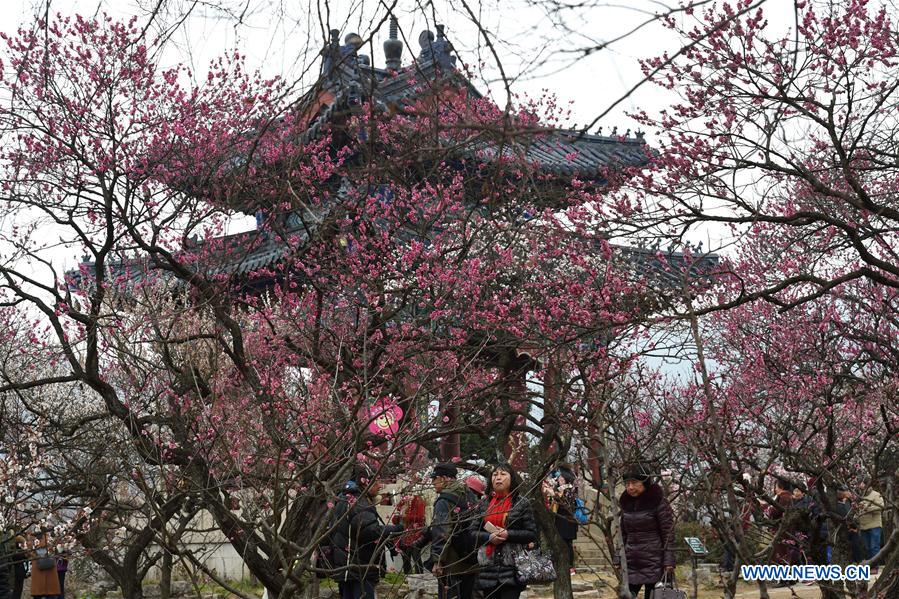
[618,483,676,585]
[765,490,795,565]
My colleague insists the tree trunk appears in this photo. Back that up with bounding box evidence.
[303,576,320,599]
[533,499,572,599]
[603,459,630,599]
[723,568,739,599]
[502,367,530,469]
[160,551,173,599]
[120,577,145,599]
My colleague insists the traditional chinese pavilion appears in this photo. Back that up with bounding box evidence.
[73,18,716,479]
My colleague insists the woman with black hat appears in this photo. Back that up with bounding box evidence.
[12,535,28,599]
[614,466,676,599]
[327,465,403,599]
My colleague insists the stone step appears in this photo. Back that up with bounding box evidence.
[573,547,608,555]
[574,537,606,548]
[574,564,614,573]
[576,561,609,569]
[389,576,613,599]
[521,579,613,598]
[574,553,610,564]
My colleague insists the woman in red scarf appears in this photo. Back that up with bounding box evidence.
[393,492,426,573]
[468,464,538,599]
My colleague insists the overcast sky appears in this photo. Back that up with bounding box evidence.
[0,0,798,132]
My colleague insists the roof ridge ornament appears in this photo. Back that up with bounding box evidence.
[321,28,366,102]
[418,24,456,69]
[321,29,341,80]
[384,15,403,71]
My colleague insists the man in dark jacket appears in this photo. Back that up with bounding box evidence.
[423,463,480,599]
[792,484,827,564]
[11,536,26,599]
[328,476,403,599]
[0,532,15,599]
[834,485,864,563]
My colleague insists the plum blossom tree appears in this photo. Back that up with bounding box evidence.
[629,240,899,598]
[0,10,669,595]
[0,307,74,542]
[597,3,899,594]
[627,0,899,303]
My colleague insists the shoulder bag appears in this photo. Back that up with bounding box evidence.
[35,547,56,571]
[511,545,557,585]
[650,572,686,599]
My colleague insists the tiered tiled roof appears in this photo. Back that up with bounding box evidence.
[71,19,716,288]
[298,21,651,178]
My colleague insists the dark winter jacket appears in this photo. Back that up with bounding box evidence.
[327,485,403,582]
[552,467,579,541]
[0,537,13,599]
[468,494,539,591]
[765,490,797,565]
[835,499,865,563]
[793,493,827,564]
[11,546,25,599]
[427,479,480,574]
[616,483,676,585]
[794,494,820,516]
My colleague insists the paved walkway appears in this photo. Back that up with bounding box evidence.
[541,572,883,598]
[733,584,822,598]
[729,576,881,599]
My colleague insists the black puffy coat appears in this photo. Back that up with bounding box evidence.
[617,483,675,585]
[469,494,539,591]
[427,479,480,575]
[327,487,402,582]
[11,547,25,599]
[835,499,865,563]
[552,467,579,541]
[0,537,13,599]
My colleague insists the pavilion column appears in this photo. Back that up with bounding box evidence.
[587,424,604,490]
[501,353,534,470]
[439,401,461,461]
[539,356,561,457]
[586,379,609,491]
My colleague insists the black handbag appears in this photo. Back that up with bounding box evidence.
[315,544,335,579]
[35,547,56,571]
[511,546,557,585]
[650,572,686,599]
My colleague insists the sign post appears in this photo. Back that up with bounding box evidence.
[683,537,708,599]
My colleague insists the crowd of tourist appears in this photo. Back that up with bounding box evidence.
[1,464,889,599]
[320,462,686,599]
[0,534,68,599]
[757,477,884,584]
[322,462,579,599]
[320,462,892,599]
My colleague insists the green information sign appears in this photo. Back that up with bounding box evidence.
[684,537,708,555]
